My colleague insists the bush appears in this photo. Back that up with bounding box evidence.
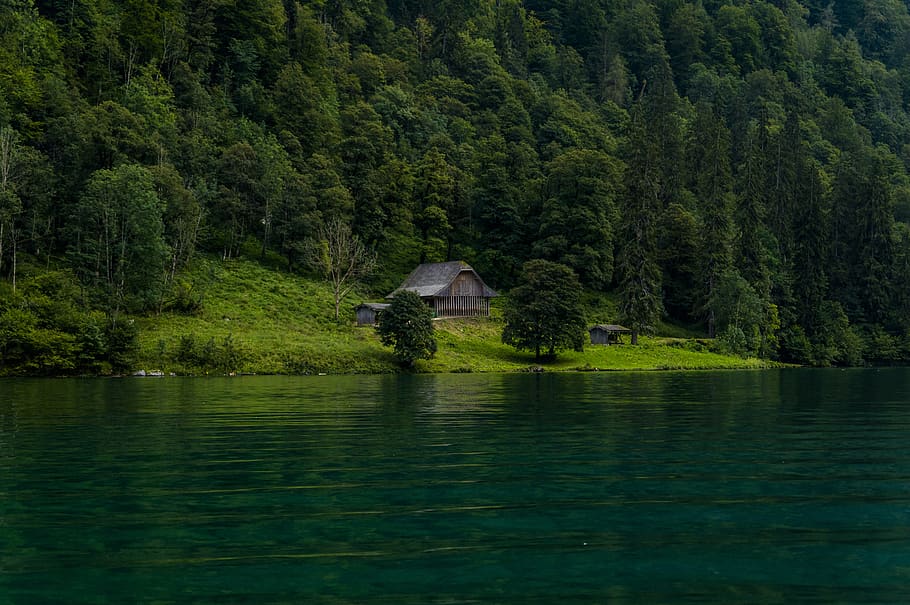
[176,333,198,364]
[867,326,900,363]
[167,280,204,314]
[106,319,139,373]
[779,325,812,365]
[718,325,750,357]
[173,332,247,373]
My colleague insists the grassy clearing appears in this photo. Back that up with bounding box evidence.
[134,258,774,375]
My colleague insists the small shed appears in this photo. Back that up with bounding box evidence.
[388,261,498,318]
[355,303,390,326]
[589,324,632,345]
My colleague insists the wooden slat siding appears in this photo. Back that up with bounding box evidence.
[440,272,484,298]
[432,291,493,318]
[356,308,376,325]
[395,265,497,318]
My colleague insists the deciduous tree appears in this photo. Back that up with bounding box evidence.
[306,218,377,321]
[377,289,436,367]
[66,164,168,314]
[502,259,586,360]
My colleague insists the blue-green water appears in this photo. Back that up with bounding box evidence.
[2,369,910,603]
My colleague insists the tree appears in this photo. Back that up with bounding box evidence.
[501,259,586,360]
[533,149,622,290]
[272,61,339,156]
[377,289,436,367]
[0,126,55,289]
[658,202,700,322]
[66,164,169,314]
[712,270,765,357]
[471,133,539,288]
[0,127,22,288]
[830,147,896,325]
[306,218,377,321]
[414,149,457,263]
[149,164,203,309]
[690,102,734,337]
[617,100,663,345]
[735,117,771,301]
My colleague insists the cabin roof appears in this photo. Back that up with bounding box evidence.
[357,303,391,311]
[590,324,632,333]
[388,261,498,299]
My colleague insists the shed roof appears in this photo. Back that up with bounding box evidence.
[357,303,391,311]
[388,261,498,299]
[590,324,632,333]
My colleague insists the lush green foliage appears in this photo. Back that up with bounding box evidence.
[130,259,773,374]
[6,0,910,371]
[376,289,437,366]
[0,271,138,375]
[502,259,586,359]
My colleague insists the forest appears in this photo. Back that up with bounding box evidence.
[3,0,910,373]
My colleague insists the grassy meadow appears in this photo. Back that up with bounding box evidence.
[133,258,774,375]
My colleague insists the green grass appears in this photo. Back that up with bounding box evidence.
[134,258,776,375]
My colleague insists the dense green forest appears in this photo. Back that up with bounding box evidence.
[3,0,910,373]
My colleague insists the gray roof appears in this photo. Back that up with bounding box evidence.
[357,303,390,311]
[388,261,498,298]
[590,324,632,333]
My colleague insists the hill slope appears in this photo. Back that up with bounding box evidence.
[133,259,771,374]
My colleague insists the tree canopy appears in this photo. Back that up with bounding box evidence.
[502,259,586,360]
[377,289,437,367]
[5,0,910,371]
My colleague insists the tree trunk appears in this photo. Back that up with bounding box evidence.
[631,330,638,345]
[10,227,16,292]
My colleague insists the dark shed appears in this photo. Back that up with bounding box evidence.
[589,324,632,345]
[388,261,498,318]
[355,302,390,326]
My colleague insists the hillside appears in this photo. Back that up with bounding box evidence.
[3,0,910,373]
[130,258,768,374]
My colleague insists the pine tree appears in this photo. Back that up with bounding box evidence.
[691,102,734,338]
[617,101,663,344]
[735,116,771,301]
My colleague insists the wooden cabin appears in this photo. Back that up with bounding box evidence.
[355,303,390,326]
[589,324,632,345]
[388,261,498,318]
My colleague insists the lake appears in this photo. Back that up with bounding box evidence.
[2,369,910,603]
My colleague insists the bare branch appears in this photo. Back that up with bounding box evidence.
[305,219,377,320]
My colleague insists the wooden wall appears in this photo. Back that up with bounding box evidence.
[432,296,491,318]
[439,272,486,297]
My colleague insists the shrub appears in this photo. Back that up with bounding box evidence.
[106,319,139,373]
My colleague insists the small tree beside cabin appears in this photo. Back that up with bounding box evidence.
[377,290,437,367]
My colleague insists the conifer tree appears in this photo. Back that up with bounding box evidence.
[735,117,772,301]
[691,102,734,338]
[617,101,663,344]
